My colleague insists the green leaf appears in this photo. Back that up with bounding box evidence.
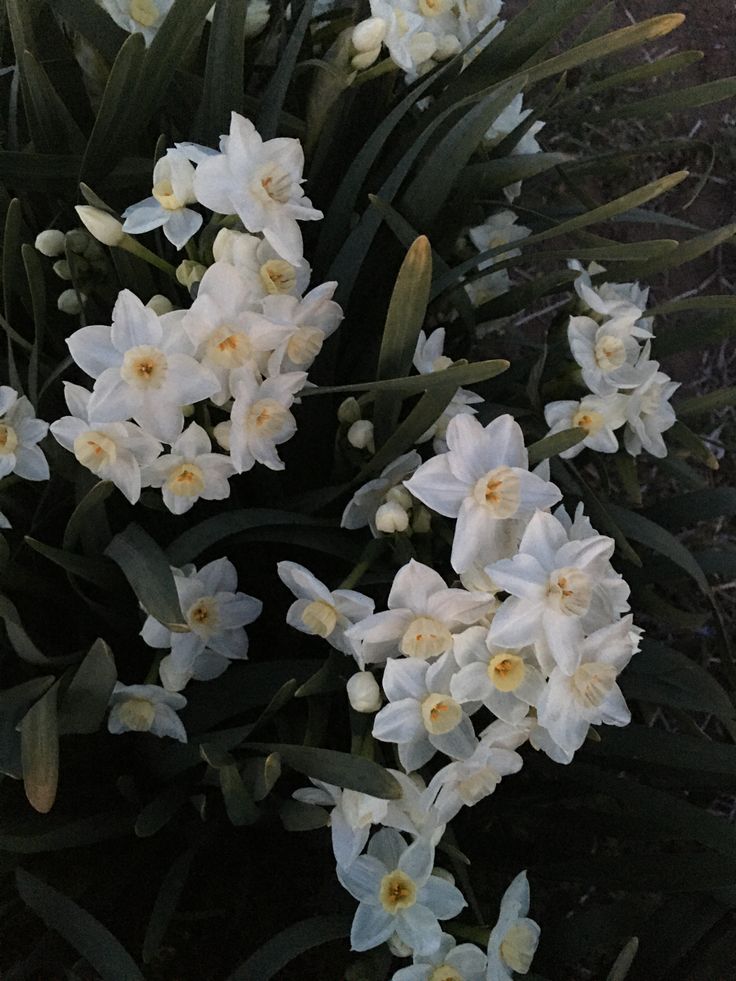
[256,0,314,140]
[62,480,115,552]
[279,798,330,831]
[459,152,574,198]
[585,725,736,783]
[561,464,641,567]
[20,682,59,814]
[16,868,145,981]
[25,536,120,588]
[677,386,736,418]
[0,677,54,779]
[3,198,25,325]
[19,49,85,154]
[606,503,709,591]
[219,764,258,826]
[643,488,736,531]
[142,849,195,964]
[106,523,186,630]
[668,422,720,471]
[225,914,352,981]
[649,295,736,317]
[57,639,117,736]
[657,310,736,357]
[0,812,133,853]
[609,223,736,281]
[0,153,150,193]
[606,938,639,981]
[527,428,585,466]
[245,743,401,799]
[47,0,128,64]
[374,236,433,447]
[301,358,509,398]
[568,50,704,103]
[134,784,191,838]
[194,0,248,145]
[21,243,45,406]
[616,76,736,119]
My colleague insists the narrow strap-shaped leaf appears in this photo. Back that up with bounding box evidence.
[607,223,736,281]
[16,869,145,981]
[0,677,54,780]
[562,50,704,105]
[194,0,248,145]
[46,0,128,64]
[256,0,314,140]
[374,236,433,447]
[21,243,45,407]
[106,523,186,630]
[527,428,585,465]
[459,152,574,198]
[25,536,121,588]
[643,488,736,530]
[225,914,352,981]
[676,385,736,418]
[57,639,117,736]
[616,76,736,119]
[62,480,114,552]
[300,358,509,398]
[20,50,86,154]
[20,682,60,814]
[142,849,195,964]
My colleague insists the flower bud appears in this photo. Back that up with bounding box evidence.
[34,229,66,257]
[352,17,387,52]
[57,288,86,315]
[64,228,90,255]
[434,33,462,60]
[386,485,412,510]
[411,504,432,535]
[182,404,195,418]
[346,671,382,713]
[407,31,437,65]
[75,205,125,247]
[375,500,409,534]
[351,46,382,71]
[388,933,413,958]
[213,420,231,451]
[337,397,361,425]
[347,420,374,453]
[146,293,174,315]
[52,259,73,281]
[176,260,207,290]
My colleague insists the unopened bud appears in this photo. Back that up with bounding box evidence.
[388,933,413,958]
[57,289,86,315]
[407,31,437,64]
[352,17,387,52]
[75,205,125,247]
[146,293,174,315]
[411,504,432,535]
[176,260,207,290]
[375,500,409,534]
[346,671,382,713]
[34,229,66,257]
[434,33,462,60]
[351,46,382,70]
[64,228,90,255]
[347,419,374,453]
[52,259,73,281]
[213,420,231,451]
[182,404,195,418]
[386,485,412,510]
[338,397,361,425]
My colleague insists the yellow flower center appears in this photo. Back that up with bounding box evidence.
[186,596,219,634]
[421,693,463,735]
[571,662,617,709]
[117,697,156,732]
[419,0,449,15]
[400,616,452,660]
[246,398,290,438]
[500,921,538,973]
[260,259,297,295]
[120,345,168,389]
[166,461,205,498]
[73,430,117,473]
[286,327,324,366]
[207,325,253,368]
[488,652,525,692]
[130,0,159,27]
[572,408,604,435]
[0,423,18,456]
[594,334,626,372]
[547,567,591,617]
[152,178,183,211]
[429,966,463,981]
[301,599,338,638]
[473,465,521,518]
[255,164,292,204]
[379,869,417,913]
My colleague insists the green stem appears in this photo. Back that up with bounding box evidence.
[339,538,386,589]
[119,237,177,278]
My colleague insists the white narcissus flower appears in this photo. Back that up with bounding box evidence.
[346,559,492,667]
[382,770,446,845]
[567,315,655,396]
[292,779,389,868]
[624,367,679,459]
[212,228,311,300]
[404,414,562,574]
[451,625,545,724]
[181,262,289,405]
[263,282,343,375]
[141,422,235,514]
[192,112,323,265]
[140,558,263,692]
[50,383,162,504]
[0,386,49,481]
[277,560,374,657]
[487,871,541,981]
[465,211,531,304]
[372,654,480,771]
[122,148,202,249]
[337,828,466,955]
[573,263,650,326]
[107,682,187,742]
[340,452,421,536]
[392,931,487,981]
[98,0,175,45]
[544,393,628,458]
[412,328,483,452]
[227,368,307,472]
[369,0,436,79]
[423,730,524,823]
[66,290,218,444]
[536,616,640,755]
[486,510,617,675]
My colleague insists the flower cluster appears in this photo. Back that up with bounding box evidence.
[51,111,342,512]
[544,263,680,459]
